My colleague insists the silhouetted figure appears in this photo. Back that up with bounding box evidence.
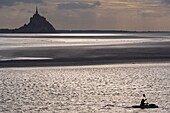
[140,94,147,106]
[132,94,159,108]
[140,99,146,106]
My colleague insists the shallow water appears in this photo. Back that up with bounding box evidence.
[0,63,169,113]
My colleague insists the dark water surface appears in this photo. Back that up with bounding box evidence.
[1,33,170,67]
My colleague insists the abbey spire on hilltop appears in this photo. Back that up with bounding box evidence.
[36,6,38,14]
[13,6,56,33]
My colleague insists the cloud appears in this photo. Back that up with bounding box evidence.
[138,10,167,17]
[0,0,43,8]
[161,0,170,6]
[57,1,101,10]
[163,0,170,3]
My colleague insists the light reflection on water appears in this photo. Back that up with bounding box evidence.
[0,33,126,37]
[0,63,169,113]
[0,33,170,38]
[0,57,53,61]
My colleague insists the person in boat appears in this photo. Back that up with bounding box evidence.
[140,94,148,106]
[140,99,147,106]
[132,94,159,108]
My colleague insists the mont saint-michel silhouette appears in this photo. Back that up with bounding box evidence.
[0,7,56,33]
[15,7,56,33]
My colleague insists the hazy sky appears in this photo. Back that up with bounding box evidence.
[1,0,170,31]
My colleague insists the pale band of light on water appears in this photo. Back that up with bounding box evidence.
[0,57,53,61]
[0,33,170,38]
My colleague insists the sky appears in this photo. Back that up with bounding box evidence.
[1,0,170,31]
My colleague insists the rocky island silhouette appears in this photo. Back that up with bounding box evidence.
[0,7,56,33]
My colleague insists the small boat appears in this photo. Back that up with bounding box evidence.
[132,104,158,109]
[132,94,159,109]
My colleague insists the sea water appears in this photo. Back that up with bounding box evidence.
[0,33,170,113]
[1,33,170,61]
[0,64,170,113]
